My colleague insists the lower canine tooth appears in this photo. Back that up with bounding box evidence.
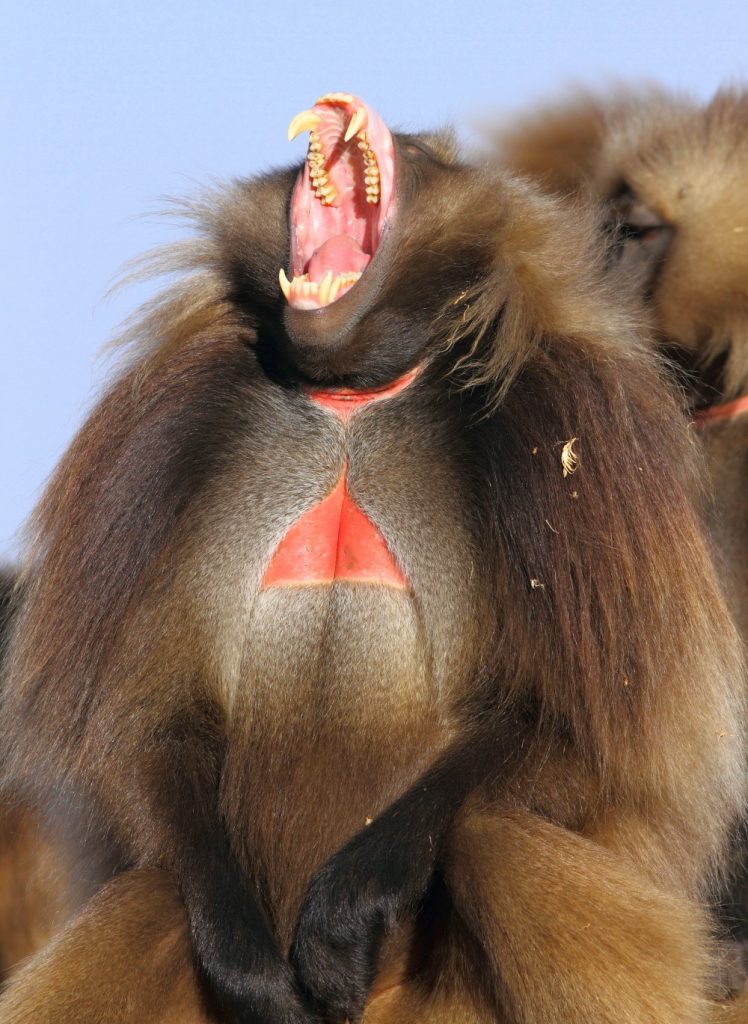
[319,271,334,305]
[279,268,291,300]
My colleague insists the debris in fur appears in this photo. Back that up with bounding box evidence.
[561,437,579,477]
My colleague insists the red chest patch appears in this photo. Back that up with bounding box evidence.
[261,369,418,590]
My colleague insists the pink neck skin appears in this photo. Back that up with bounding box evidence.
[693,394,748,427]
[304,366,421,423]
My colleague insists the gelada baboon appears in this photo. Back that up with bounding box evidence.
[0,93,745,1024]
[495,86,748,978]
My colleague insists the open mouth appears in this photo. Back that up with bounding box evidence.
[280,93,396,310]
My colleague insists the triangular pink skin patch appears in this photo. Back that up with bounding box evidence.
[261,473,408,590]
[261,367,420,591]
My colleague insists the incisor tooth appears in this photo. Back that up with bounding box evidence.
[316,92,354,105]
[278,268,291,300]
[287,110,321,141]
[344,107,368,142]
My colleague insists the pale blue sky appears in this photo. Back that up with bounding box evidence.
[2,0,746,557]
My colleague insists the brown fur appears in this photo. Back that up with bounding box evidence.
[495,82,748,996]
[0,569,15,652]
[0,869,208,1022]
[0,124,745,1021]
[0,805,71,981]
[0,570,77,979]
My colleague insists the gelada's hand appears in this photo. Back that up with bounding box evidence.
[290,808,436,1023]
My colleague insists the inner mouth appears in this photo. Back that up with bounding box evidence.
[280,93,396,310]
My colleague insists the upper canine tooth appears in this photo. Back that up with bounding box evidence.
[344,107,368,142]
[288,109,321,141]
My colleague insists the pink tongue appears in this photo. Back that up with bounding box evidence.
[306,235,370,282]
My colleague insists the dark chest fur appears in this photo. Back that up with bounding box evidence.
[185,364,490,939]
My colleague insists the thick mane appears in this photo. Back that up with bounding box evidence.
[4,168,741,854]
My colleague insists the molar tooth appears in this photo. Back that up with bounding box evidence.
[278,268,291,300]
[344,107,368,142]
[319,270,334,305]
[288,109,321,141]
